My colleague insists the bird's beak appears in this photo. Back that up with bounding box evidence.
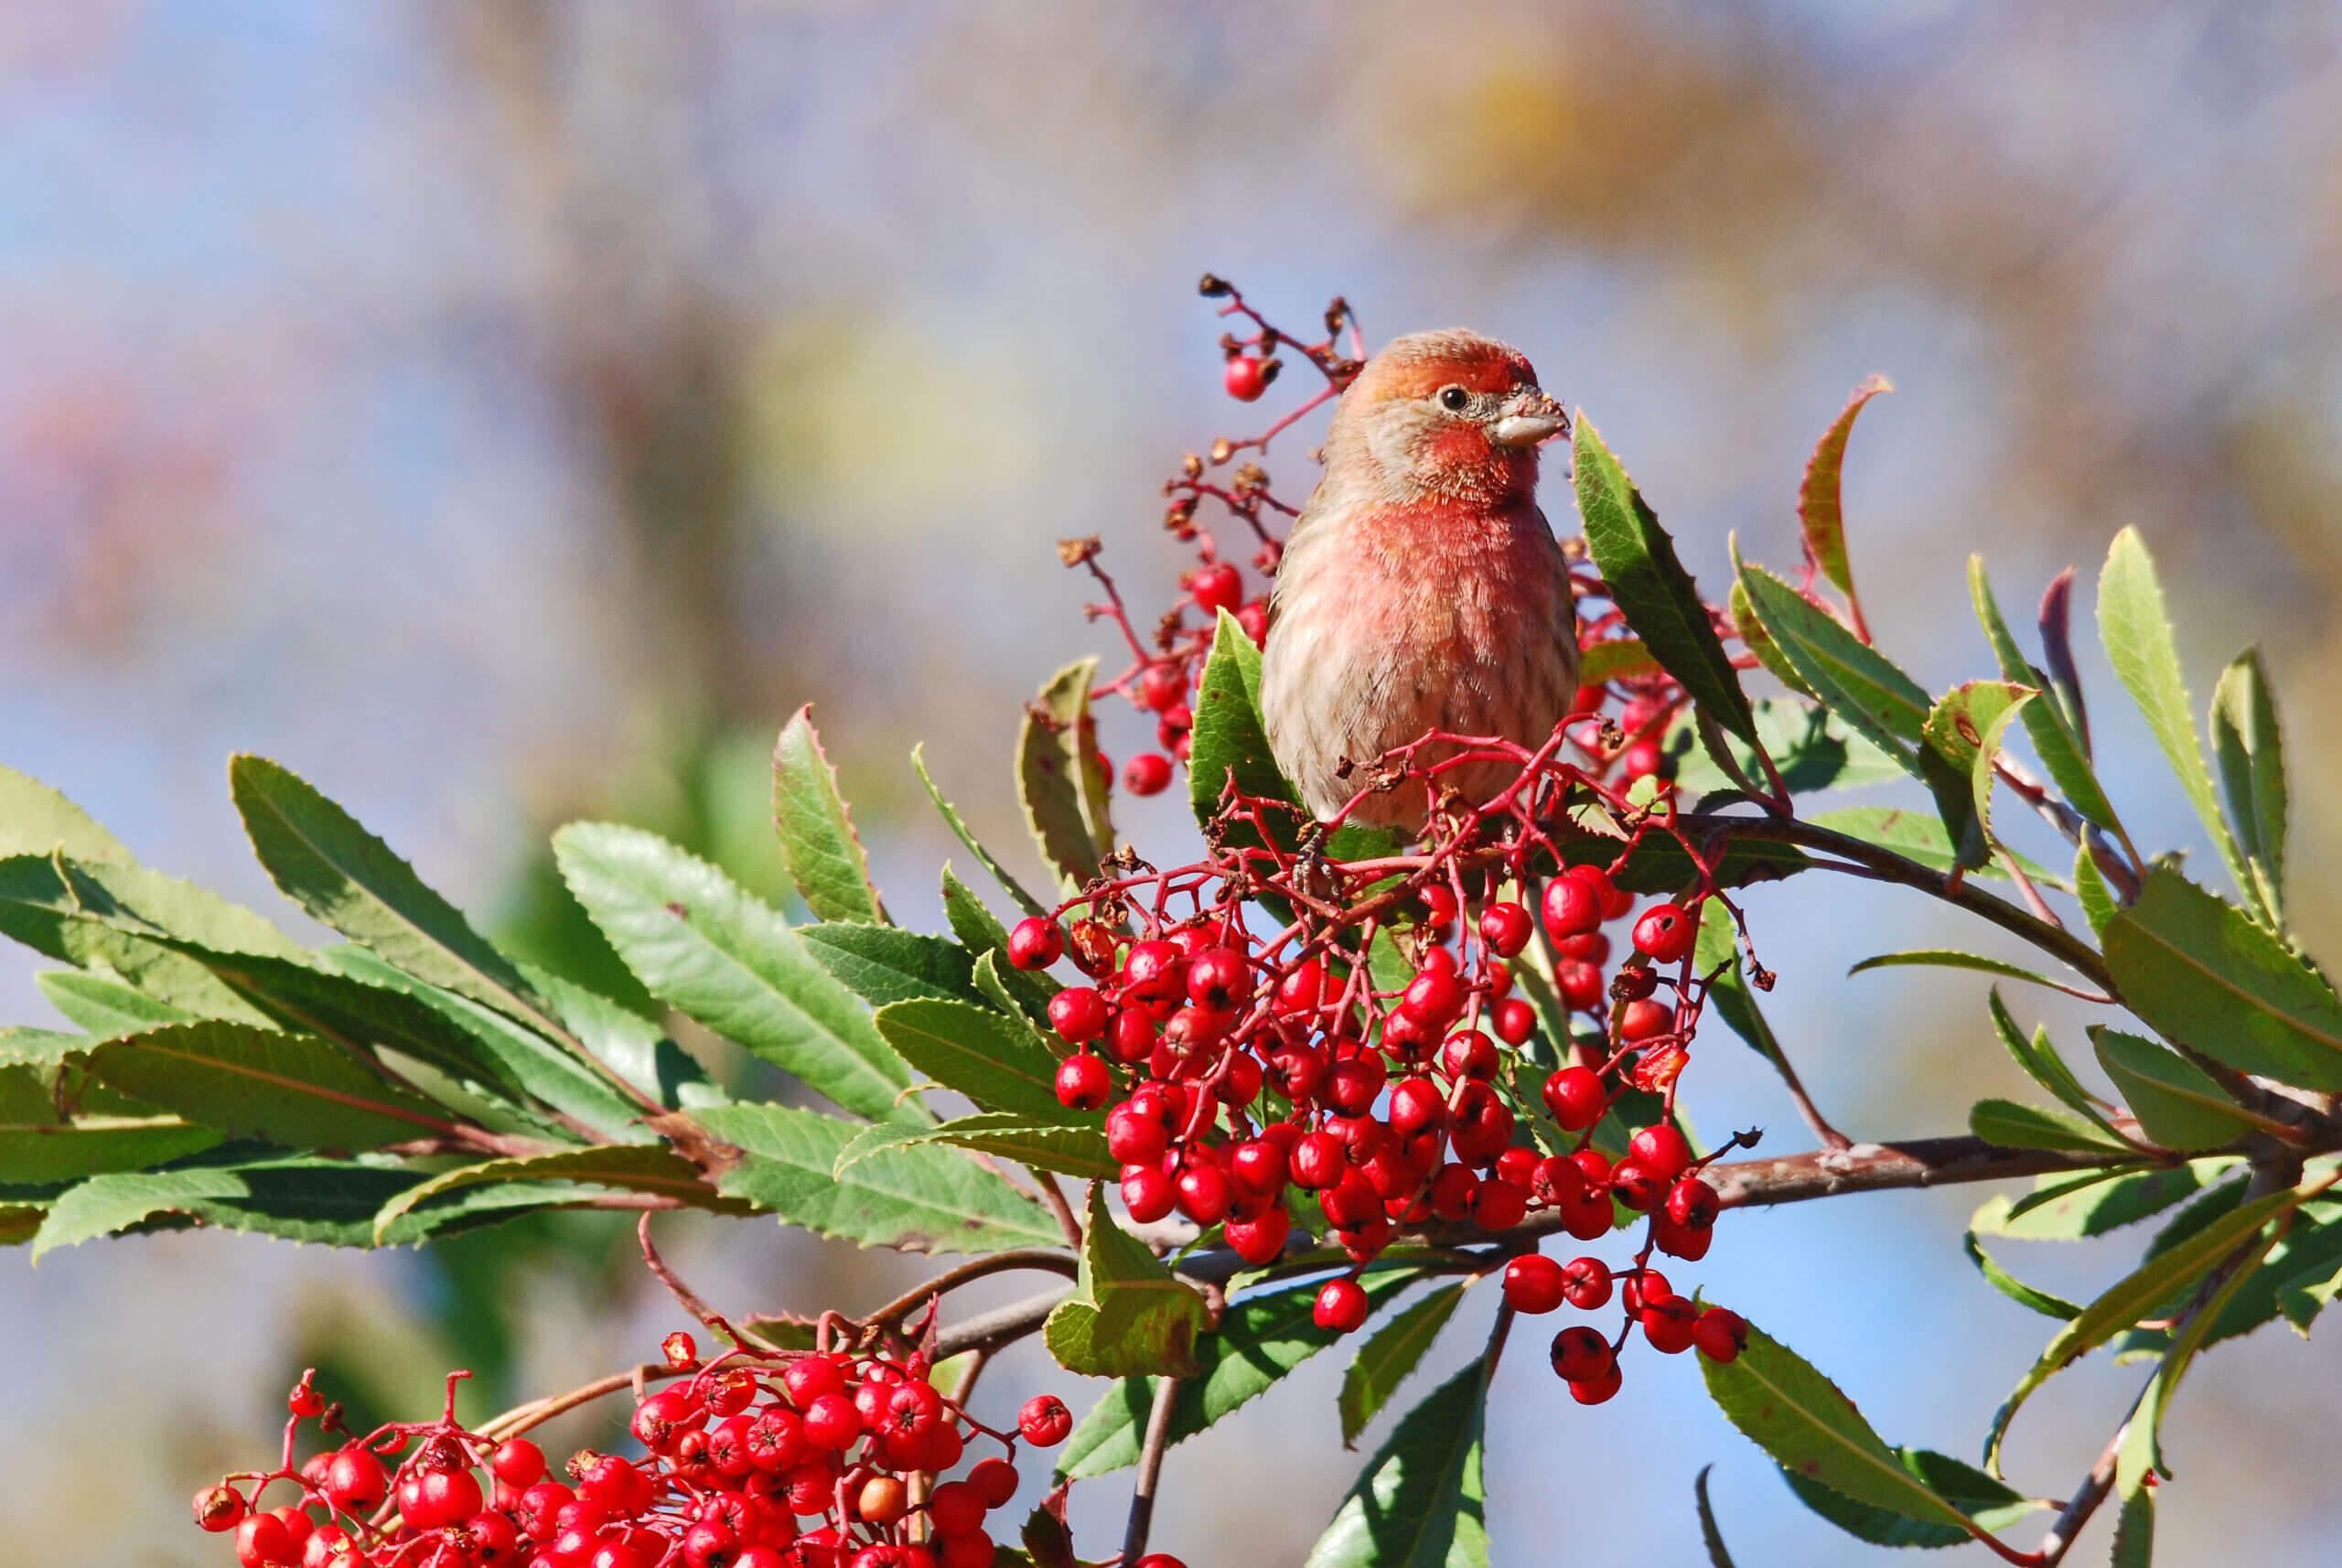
[1488,389,1569,448]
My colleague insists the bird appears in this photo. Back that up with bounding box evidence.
[1259,329,1578,831]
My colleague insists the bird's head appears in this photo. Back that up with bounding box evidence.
[1327,329,1567,508]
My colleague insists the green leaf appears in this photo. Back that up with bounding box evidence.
[691,1101,1058,1252]
[31,1166,252,1260]
[940,865,1058,1026]
[2208,650,2287,926]
[1575,418,1754,744]
[1057,1270,1423,1478]
[2090,1028,2261,1152]
[1693,898,1786,1076]
[0,854,279,1025]
[1579,638,1660,685]
[553,824,926,1125]
[927,1112,1115,1182]
[1982,1183,2299,1470]
[2135,1218,2277,1464]
[1968,1099,2135,1155]
[1665,699,1905,800]
[1931,680,2032,868]
[1983,988,2120,1136]
[1693,1466,1740,1568]
[0,764,133,862]
[799,923,981,1008]
[1850,950,2078,994]
[1043,1187,1208,1378]
[1968,556,2121,831]
[529,966,721,1112]
[372,1144,740,1242]
[1971,1162,2232,1241]
[230,756,555,1029]
[37,971,197,1037]
[1702,1323,1974,1536]
[1187,610,1307,851]
[2110,1402,2156,1567]
[1303,1358,1488,1568]
[88,1021,452,1150]
[2075,842,2119,936]
[1017,659,1115,894]
[1961,1230,2081,1320]
[913,746,1048,919]
[2102,866,2342,1092]
[2096,529,2254,908]
[1804,807,2057,886]
[0,1118,224,1185]
[873,997,1069,1124]
[2174,1207,2342,1353]
[2275,1253,2342,1335]
[32,1153,431,1258]
[1798,375,1892,605]
[1729,577,1815,699]
[1339,1281,1466,1446]
[1781,1445,2044,1550]
[771,706,887,926]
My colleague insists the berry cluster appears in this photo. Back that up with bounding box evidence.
[189,1337,1155,1568]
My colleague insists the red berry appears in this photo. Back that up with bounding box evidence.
[1186,947,1250,1009]
[323,1450,389,1514]
[1017,1395,1072,1447]
[1628,1124,1693,1183]
[1105,1104,1169,1165]
[1569,1362,1625,1404]
[1314,1277,1370,1333]
[1490,997,1536,1046]
[1223,1202,1291,1265]
[1192,563,1244,615]
[1557,960,1605,1013]
[1289,1131,1347,1189]
[288,1375,326,1419]
[783,1355,845,1408]
[1469,1174,1528,1230]
[1227,1137,1287,1194]
[237,1513,295,1568]
[1448,1080,1514,1161]
[746,1410,808,1473]
[1654,1211,1715,1261]
[1641,1294,1700,1354]
[1047,987,1110,1045]
[1054,1053,1111,1111]
[1134,662,1185,712]
[1399,965,1465,1026]
[938,1534,993,1568]
[1385,1076,1446,1140]
[400,1467,482,1531]
[1541,875,1602,940]
[1174,1161,1232,1225]
[1493,1144,1539,1188]
[1007,918,1065,972]
[1419,884,1460,929]
[1549,1325,1615,1383]
[1223,355,1268,401]
[1665,1176,1720,1230]
[1134,1556,1188,1568]
[1693,1306,1748,1364]
[1620,1267,1671,1315]
[927,1480,986,1537]
[1631,902,1697,963]
[1560,1255,1613,1309]
[490,1439,545,1488]
[1502,1253,1566,1314]
[1617,999,1669,1041]
[1528,1155,1583,1208]
[801,1393,863,1451]
[1324,1052,1387,1116]
[969,1458,1019,1509]
[1561,1185,1617,1240]
[1541,1066,1606,1131]
[1571,865,1632,920]
[1478,902,1533,957]
[1610,1159,1665,1211]
[1439,1029,1499,1081]
[1121,753,1172,796]
[196,1485,247,1533]
[1429,1161,1477,1221]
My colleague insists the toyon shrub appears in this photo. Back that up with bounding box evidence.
[0,275,2336,1567]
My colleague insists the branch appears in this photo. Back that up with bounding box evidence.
[862,1250,1080,1335]
[935,1287,1073,1359]
[1120,1375,1183,1566]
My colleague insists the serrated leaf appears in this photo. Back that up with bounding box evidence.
[88,1021,452,1150]
[1982,1184,2299,1470]
[1781,1444,2044,1550]
[1058,1269,1423,1478]
[0,854,277,1025]
[1968,557,2121,831]
[31,1166,252,1260]
[1665,699,1904,799]
[553,824,926,1125]
[0,764,133,862]
[1339,1281,1466,1445]
[373,1144,737,1242]
[2075,842,2119,935]
[2209,650,2287,927]
[31,1153,429,1258]
[2172,1208,2342,1354]
[1578,638,1660,685]
[799,923,980,1007]
[2090,1028,2261,1151]
[37,971,197,1037]
[529,966,721,1112]
[874,997,1070,1123]
[1044,1187,1207,1378]
[1969,1099,2135,1155]
[2110,1401,2156,1566]
[1961,1230,2081,1320]
[1729,577,1815,698]
[1971,1162,2231,1241]
[230,756,555,1029]
[1017,660,1115,895]
[1304,1358,1488,1568]
[771,706,886,925]
[2275,1253,2342,1335]
[1932,680,2032,867]
[0,1119,224,1185]
[690,1101,1058,1252]
[2102,867,2342,1092]
[1983,986,2118,1133]
[1576,418,1754,744]
[940,865,1058,1026]
[2097,529,2254,909]
[2135,1217,2276,1466]
[1850,950,2077,994]
[913,746,1048,918]
[1703,1323,1974,1535]
[929,1113,1115,1181]
[1799,375,1891,606]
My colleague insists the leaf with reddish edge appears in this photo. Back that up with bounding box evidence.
[1015,659,1115,897]
[1797,374,1892,628]
[772,706,887,927]
[1578,638,1660,685]
[1575,416,1757,746]
[1969,555,2121,832]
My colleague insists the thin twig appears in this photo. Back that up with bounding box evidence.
[2035,1392,2142,1567]
[862,1250,1081,1334]
[1121,1375,1184,1566]
[1033,1170,1084,1249]
[638,1213,746,1347]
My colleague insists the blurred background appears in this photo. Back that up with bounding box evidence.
[5,2,2342,1563]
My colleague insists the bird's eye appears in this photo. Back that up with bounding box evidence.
[1436,385,1470,412]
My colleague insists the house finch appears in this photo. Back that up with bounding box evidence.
[1260,329,1577,829]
